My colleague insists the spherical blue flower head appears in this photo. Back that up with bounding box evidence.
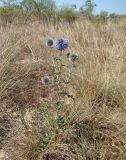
[53,38,68,51]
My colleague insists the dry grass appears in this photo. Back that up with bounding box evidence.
[0,20,126,160]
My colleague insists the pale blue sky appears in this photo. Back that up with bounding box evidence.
[56,0,126,15]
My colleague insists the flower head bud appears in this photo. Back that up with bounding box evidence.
[67,52,78,62]
[47,39,53,47]
[41,75,49,85]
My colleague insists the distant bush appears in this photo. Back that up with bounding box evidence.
[99,11,108,22]
[0,5,20,25]
[92,11,109,23]
[20,0,56,21]
[109,13,118,22]
[79,0,96,20]
[57,7,77,22]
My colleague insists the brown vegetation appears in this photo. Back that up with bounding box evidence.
[0,20,126,159]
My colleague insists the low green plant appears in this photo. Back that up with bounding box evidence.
[35,134,51,155]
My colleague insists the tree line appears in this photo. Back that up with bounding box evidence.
[0,0,122,25]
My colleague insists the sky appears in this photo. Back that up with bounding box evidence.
[55,0,126,15]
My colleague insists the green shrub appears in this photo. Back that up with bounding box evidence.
[0,6,15,25]
[99,11,108,22]
[57,7,77,22]
[109,13,118,22]
[0,5,28,25]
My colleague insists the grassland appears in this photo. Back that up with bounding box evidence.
[0,20,126,160]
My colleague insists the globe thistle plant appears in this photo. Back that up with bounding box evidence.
[41,75,50,85]
[67,52,78,62]
[53,38,69,51]
[41,36,78,133]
